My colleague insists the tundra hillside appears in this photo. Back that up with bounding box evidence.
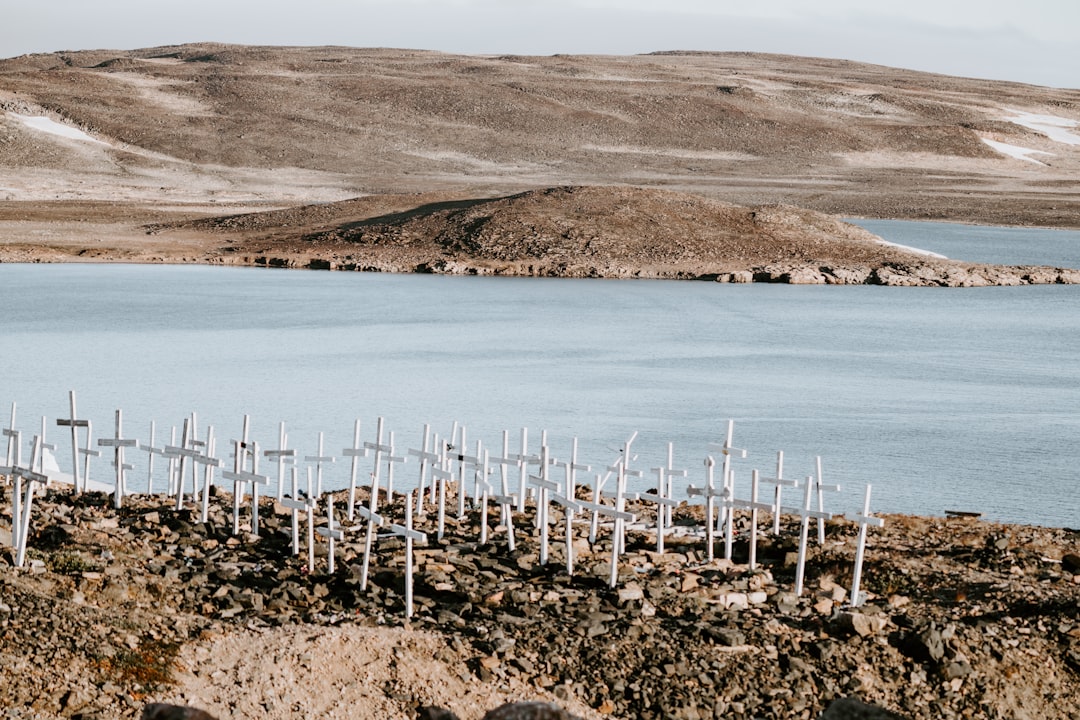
[0,45,1078,282]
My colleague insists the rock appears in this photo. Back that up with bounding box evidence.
[418,708,461,720]
[819,696,910,719]
[482,701,582,720]
[141,704,218,720]
[1062,553,1080,574]
[833,611,875,638]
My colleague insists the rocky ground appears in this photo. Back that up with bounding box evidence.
[2,482,1078,719]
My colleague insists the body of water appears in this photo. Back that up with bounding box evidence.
[2,222,1078,527]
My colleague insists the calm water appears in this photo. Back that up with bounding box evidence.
[1,223,1078,527]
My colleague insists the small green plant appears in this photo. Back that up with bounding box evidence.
[93,639,181,695]
[47,551,102,575]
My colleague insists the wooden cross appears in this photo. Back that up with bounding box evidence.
[1,401,17,484]
[529,444,562,566]
[139,420,167,495]
[707,420,747,535]
[757,450,798,535]
[97,409,137,509]
[264,421,295,503]
[729,469,774,570]
[78,420,101,491]
[578,485,635,588]
[588,433,641,545]
[316,494,345,574]
[364,417,394,512]
[356,500,386,592]
[55,390,89,492]
[407,423,439,516]
[304,431,335,499]
[813,456,841,544]
[6,427,23,550]
[195,426,221,524]
[222,441,269,536]
[687,456,725,561]
[448,426,483,519]
[382,431,409,501]
[343,419,369,520]
[13,435,50,567]
[430,434,452,541]
[646,442,683,554]
[389,490,428,618]
[280,467,315,557]
[850,484,884,608]
[785,475,834,596]
[165,415,203,511]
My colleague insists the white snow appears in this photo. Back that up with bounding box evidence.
[1004,110,1080,146]
[10,113,109,145]
[981,138,1053,165]
[876,240,948,259]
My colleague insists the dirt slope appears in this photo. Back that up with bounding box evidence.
[1,44,1079,272]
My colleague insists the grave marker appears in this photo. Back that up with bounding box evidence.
[139,421,168,495]
[787,475,834,596]
[264,421,295,503]
[78,420,101,490]
[408,423,438,515]
[850,484,884,608]
[305,431,335,498]
[364,417,393,512]
[13,436,50,567]
[646,442,683,554]
[316,495,344,574]
[389,491,428,618]
[55,390,88,492]
[757,451,798,535]
[337,419,368,519]
[280,467,315,557]
[97,409,137,509]
[196,426,221,524]
[1,401,17,483]
[813,456,841,545]
[729,469,774,570]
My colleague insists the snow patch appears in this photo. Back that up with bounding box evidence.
[981,138,1052,165]
[1005,110,1080,146]
[10,113,109,146]
[876,240,948,259]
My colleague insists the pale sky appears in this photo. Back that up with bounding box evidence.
[2,0,1077,89]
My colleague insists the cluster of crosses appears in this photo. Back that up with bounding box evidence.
[1,392,885,617]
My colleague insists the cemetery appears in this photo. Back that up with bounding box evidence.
[1,393,1079,719]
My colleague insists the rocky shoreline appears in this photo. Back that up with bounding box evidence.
[2,482,1078,719]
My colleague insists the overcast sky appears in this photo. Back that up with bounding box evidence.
[2,0,1076,89]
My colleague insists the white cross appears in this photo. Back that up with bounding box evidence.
[407,423,439,516]
[757,450,798,535]
[139,420,167,495]
[687,456,725,561]
[78,420,101,491]
[364,417,394,512]
[280,466,315,557]
[813,456,841,545]
[13,435,50,567]
[55,390,89,492]
[389,491,428,618]
[305,431,335,499]
[448,426,482,519]
[646,442,684,554]
[264,420,295,503]
[529,444,562,566]
[729,469,774,570]
[588,432,641,545]
[97,409,137,509]
[707,420,747,535]
[343,418,369,520]
[165,415,203,510]
[222,441,269,536]
[195,426,221,524]
[356,500,386,592]
[850,484,884,607]
[1,401,18,483]
[578,483,636,588]
[316,494,345,574]
[785,475,834,596]
[382,431,409,501]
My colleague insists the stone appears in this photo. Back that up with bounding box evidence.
[141,704,218,720]
[1062,553,1080,574]
[482,701,583,720]
[819,696,910,719]
[833,612,874,638]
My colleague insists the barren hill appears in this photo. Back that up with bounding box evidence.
[1,44,1079,276]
